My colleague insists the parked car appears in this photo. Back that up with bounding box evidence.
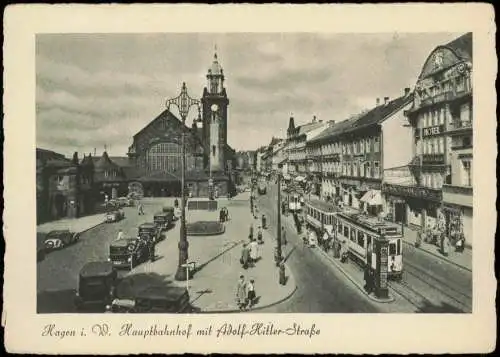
[106,286,192,313]
[108,237,149,270]
[105,209,125,223]
[138,222,162,243]
[44,229,80,251]
[74,261,118,311]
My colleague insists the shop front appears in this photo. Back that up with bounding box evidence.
[382,183,442,229]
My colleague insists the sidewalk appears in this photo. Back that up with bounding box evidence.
[37,213,105,234]
[403,225,472,272]
[120,197,297,313]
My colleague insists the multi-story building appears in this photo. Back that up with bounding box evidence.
[307,118,356,199]
[382,32,472,245]
[37,148,95,223]
[337,91,413,213]
[286,115,328,177]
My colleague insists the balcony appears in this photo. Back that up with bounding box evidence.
[448,120,473,136]
[442,184,473,208]
[382,183,442,202]
[422,153,445,165]
[417,86,472,109]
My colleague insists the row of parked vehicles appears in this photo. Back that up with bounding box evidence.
[73,205,189,313]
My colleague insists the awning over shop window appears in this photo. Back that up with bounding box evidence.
[360,190,382,206]
[295,176,305,182]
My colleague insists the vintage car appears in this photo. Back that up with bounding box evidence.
[154,211,172,230]
[105,209,125,223]
[106,286,192,313]
[138,222,162,243]
[162,206,178,220]
[117,197,134,207]
[44,229,80,251]
[74,261,118,311]
[108,237,149,270]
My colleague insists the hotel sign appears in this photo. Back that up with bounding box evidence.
[382,183,442,202]
[417,125,444,138]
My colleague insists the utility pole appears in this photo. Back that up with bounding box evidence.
[275,173,283,265]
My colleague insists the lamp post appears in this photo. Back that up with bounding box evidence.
[275,173,283,265]
[166,82,200,281]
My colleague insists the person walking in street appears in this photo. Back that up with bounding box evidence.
[137,202,144,215]
[246,279,257,308]
[240,243,250,269]
[219,208,225,223]
[235,275,248,311]
[249,239,259,264]
[257,226,263,244]
[116,229,125,241]
[148,238,156,262]
[174,198,179,208]
[223,207,230,221]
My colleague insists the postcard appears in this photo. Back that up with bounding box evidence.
[3,3,497,354]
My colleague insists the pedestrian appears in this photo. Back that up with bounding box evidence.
[261,214,267,229]
[248,224,254,240]
[257,226,263,244]
[249,239,259,263]
[246,279,256,308]
[281,227,287,246]
[223,207,230,221]
[240,244,250,269]
[116,229,124,241]
[322,229,330,251]
[235,275,248,311]
[174,198,179,208]
[219,208,225,223]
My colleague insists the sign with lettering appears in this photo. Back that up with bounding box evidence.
[422,125,444,137]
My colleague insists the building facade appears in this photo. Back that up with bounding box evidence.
[382,32,473,245]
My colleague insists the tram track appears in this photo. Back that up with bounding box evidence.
[403,261,472,312]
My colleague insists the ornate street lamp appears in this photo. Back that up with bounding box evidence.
[166,82,200,281]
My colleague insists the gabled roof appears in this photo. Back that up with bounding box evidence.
[344,93,413,132]
[95,151,120,170]
[293,121,325,137]
[133,109,189,140]
[309,117,358,144]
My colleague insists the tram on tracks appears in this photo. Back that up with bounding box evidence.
[305,199,403,280]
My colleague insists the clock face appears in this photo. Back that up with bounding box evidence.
[211,104,219,112]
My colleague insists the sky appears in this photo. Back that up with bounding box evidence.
[36,32,463,157]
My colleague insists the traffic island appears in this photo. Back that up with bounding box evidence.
[186,221,225,236]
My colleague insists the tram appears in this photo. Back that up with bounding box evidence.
[305,200,403,280]
[288,193,302,213]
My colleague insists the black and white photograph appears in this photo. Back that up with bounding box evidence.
[35,31,475,315]
[3,3,496,355]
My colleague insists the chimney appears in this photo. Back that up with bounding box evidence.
[384,97,390,105]
[404,87,411,96]
[376,98,380,106]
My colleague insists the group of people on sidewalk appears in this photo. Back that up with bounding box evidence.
[235,275,257,311]
[219,207,230,223]
[240,224,264,269]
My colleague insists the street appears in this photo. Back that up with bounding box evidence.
[257,179,473,313]
[37,202,171,313]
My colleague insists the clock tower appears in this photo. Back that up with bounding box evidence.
[201,50,229,173]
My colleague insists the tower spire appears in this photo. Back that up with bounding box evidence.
[214,44,218,60]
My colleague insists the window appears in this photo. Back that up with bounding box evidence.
[350,228,356,242]
[439,137,444,154]
[104,171,109,178]
[389,242,397,255]
[439,108,445,125]
[373,161,380,178]
[365,138,371,153]
[343,226,349,238]
[353,162,358,177]
[429,140,434,154]
[212,145,216,157]
[365,162,371,178]
[462,160,472,186]
[357,231,365,247]
[374,137,380,152]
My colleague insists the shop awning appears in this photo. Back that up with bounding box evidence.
[295,176,305,182]
[360,190,382,206]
